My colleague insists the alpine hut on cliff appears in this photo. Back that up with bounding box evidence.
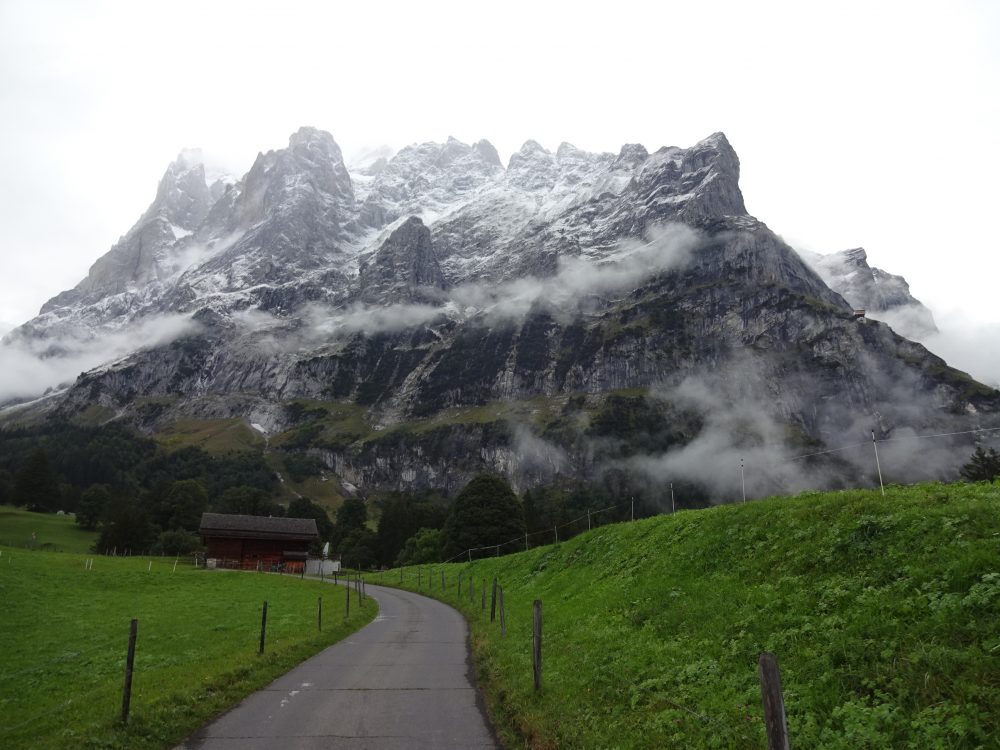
[199,512,318,572]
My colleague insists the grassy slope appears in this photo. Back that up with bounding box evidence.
[154,417,265,454]
[383,482,1000,749]
[0,552,376,750]
[0,505,98,553]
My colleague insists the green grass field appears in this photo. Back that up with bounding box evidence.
[382,482,1000,749]
[0,551,376,749]
[0,505,98,553]
[154,417,265,454]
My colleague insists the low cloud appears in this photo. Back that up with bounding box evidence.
[624,348,997,505]
[512,423,568,475]
[631,359,823,502]
[297,222,702,343]
[452,223,700,322]
[921,312,1000,391]
[0,314,199,405]
[302,301,444,341]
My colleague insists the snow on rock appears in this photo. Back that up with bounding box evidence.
[4,125,939,417]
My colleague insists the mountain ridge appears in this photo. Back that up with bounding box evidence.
[3,127,997,499]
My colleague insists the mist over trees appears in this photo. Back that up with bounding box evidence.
[960,447,1000,482]
[11,415,995,564]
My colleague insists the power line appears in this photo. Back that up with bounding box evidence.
[442,423,999,564]
[775,425,1000,466]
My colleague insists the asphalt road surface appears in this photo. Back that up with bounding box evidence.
[176,581,498,749]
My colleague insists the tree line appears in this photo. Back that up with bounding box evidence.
[3,420,997,564]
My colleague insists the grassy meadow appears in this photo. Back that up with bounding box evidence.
[382,482,1000,749]
[0,505,98,553]
[0,550,376,749]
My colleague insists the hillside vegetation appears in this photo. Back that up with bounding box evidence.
[384,482,1000,749]
[0,551,376,749]
[0,505,97,552]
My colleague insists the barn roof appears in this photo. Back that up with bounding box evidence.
[199,513,318,541]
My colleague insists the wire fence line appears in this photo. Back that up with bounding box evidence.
[383,538,760,745]
[370,422,1000,747]
[408,422,1000,568]
[438,505,618,563]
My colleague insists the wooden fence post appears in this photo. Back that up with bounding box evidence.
[758,652,791,750]
[532,600,542,691]
[258,601,268,655]
[490,576,498,622]
[121,618,138,724]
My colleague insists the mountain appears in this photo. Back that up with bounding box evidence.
[800,247,938,341]
[2,127,997,501]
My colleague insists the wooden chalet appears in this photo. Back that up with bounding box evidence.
[199,512,318,572]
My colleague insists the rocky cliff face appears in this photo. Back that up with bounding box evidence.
[801,247,938,341]
[3,127,997,499]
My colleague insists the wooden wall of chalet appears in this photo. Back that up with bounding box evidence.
[203,536,312,570]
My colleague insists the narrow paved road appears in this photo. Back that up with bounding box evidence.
[177,582,497,749]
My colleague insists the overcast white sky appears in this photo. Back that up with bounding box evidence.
[1,0,998,352]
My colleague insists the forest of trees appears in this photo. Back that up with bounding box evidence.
[20,421,995,566]
[0,422,285,554]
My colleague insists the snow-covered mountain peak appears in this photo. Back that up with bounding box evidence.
[148,153,212,229]
[356,137,504,229]
[506,140,558,191]
[288,125,338,150]
[175,147,205,168]
[473,139,502,168]
[7,121,997,492]
[347,145,396,175]
[21,127,755,362]
[558,141,594,159]
[616,143,649,163]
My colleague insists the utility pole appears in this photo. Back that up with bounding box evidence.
[741,458,746,503]
[670,482,675,514]
[872,430,885,497]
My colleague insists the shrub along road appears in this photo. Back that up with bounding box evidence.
[176,581,497,749]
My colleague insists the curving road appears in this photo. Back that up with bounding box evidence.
[176,582,497,749]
